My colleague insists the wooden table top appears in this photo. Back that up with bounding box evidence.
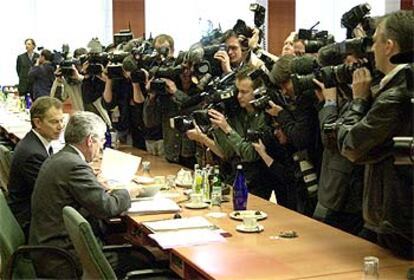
[128,181,413,280]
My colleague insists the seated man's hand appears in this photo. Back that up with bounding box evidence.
[127,185,141,198]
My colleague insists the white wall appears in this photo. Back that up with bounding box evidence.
[145,0,256,55]
[295,0,400,42]
[0,0,112,86]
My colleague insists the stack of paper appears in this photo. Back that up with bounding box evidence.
[127,198,181,215]
[148,229,227,249]
[144,216,227,249]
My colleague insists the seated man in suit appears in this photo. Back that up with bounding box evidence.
[29,111,152,279]
[7,96,64,239]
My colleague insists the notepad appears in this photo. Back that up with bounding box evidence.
[127,198,181,215]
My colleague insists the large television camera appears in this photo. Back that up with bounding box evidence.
[170,71,237,134]
[297,22,335,53]
[341,3,374,39]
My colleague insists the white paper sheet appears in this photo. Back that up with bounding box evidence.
[101,148,141,184]
[127,198,181,215]
[143,216,213,232]
[148,229,227,249]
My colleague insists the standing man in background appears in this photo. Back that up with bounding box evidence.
[16,38,39,96]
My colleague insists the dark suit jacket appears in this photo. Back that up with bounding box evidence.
[16,52,39,95]
[7,130,48,234]
[29,145,131,278]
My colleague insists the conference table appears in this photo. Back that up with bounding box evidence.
[1,107,412,279]
[121,147,413,280]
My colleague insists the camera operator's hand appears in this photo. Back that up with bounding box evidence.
[249,27,260,50]
[71,64,83,81]
[353,23,366,38]
[265,100,284,117]
[161,78,177,95]
[186,124,204,142]
[274,126,288,145]
[214,50,232,74]
[54,68,64,82]
[352,67,372,100]
[208,109,232,134]
[313,79,336,103]
[252,138,266,154]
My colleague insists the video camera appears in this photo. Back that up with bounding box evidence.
[298,22,335,53]
[170,71,237,134]
[341,3,374,39]
[290,53,372,92]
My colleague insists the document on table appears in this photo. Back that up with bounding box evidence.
[148,229,227,249]
[143,216,214,232]
[145,216,227,249]
[101,148,141,184]
[127,198,181,215]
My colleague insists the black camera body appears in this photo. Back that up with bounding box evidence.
[341,3,373,39]
[150,78,168,97]
[59,58,79,79]
[298,27,335,53]
[170,116,195,134]
[245,128,263,142]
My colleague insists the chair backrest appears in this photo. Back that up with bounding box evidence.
[0,145,13,193]
[62,206,117,280]
[0,190,35,279]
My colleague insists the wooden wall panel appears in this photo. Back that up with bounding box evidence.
[401,0,414,9]
[113,0,145,39]
[112,0,295,56]
[268,0,296,56]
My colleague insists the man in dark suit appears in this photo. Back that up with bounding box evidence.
[29,111,145,279]
[16,38,40,96]
[7,97,64,239]
[28,49,55,100]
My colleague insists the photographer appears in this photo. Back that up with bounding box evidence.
[213,29,266,75]
[138,35,199,165]
[28,49,55,100]
[50,48,87,113]
[337,10,413,259]
[251,127,298,210]
[267,54,323,216]
[102,61,146,149]
[311,60,364,235]
[187,65,273,199]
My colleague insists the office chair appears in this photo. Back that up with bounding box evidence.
[62,206,177,279]
[0,190,80,279]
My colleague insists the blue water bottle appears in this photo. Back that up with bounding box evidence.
[104,127,111,149]
[25,93,32,109]
[232,164,248,210]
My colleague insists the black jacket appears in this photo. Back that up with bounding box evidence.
[338,65,413,238]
